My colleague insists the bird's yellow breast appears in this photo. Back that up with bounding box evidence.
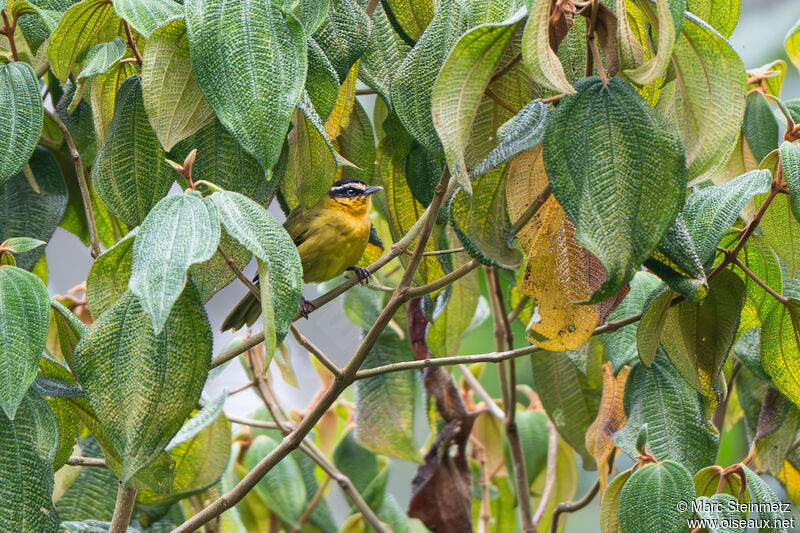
[291,195,372,283]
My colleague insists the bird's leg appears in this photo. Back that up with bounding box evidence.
[346,265,372,286]
[299,296,318,319]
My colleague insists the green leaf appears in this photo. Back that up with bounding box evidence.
[0,61,44,185]
[683,169,772,265]
[743,91,780,164]
[450,165,522,269]
[513,409,549,485]
[427,250,480,356]
[338,100,376,184]
[313,0,369,81]
[694,494,746,532]
[185,0,307,173]
[358,1,411,105]
[618,461,695,533]
[614,355,719,473]
[0,148,67,271]
[762,300,800,409]
[521,0,575,93]
[292,449,338,533]
[650,269,745,404]
[243,435,307,529]
[381,0,433,43]
[659,14,746,185]
[90,61,140,144]
[46,396,80,470]
[0,265,50,419]
[50,300,87,374]
[431,8,524,191]
[742,465,788,533]
[114,0,182,37]
[46,0,117,82]
[780,141,800,226]
[166,392,226,450]
[694,465,749,502]
[286,0,330,37]
[786,18,800,71]
[624,0,684,85]
[599,271,662,374]
[282,108,338,207]
[210,191,303,348]
[356,326,422,463]
[392,0,467,152]
[129,192,220,333]
[687,0,739,38]
[720,233,783,336]
[86,230,136,319]
[472,99,551,178]
[172,120,274,204]
[543,77,687,302]
[644,214,707,302]
[92,76,174,228]
[0,237,45,254]
[73,286,211,483]
[306,38,341,122]
[599,469,631,533]
[139,410,230,506]
[188,231,252,303]
[78,37,126,81]
[0,390,59,533]
[753,188,800,277]
[333,429,380,498]
[531,348,601,469]
[141,18,215,152]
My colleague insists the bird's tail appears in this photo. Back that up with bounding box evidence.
[221,291,262,332]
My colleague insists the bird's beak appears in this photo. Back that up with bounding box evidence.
[364,186,383,195]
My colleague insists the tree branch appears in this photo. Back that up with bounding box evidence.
[532,421,559,528]
[550,480,600,533]
[43,109,101,258]
[1,9,19,62]
[458,364,505,421]
[486,267,533,532]
[108,481,137,533]
[291,324,343,379]
[219,245,260,299]
[122,21,143,66]
[66,456,107,468]
[173,159,456,533]
[353,311,643,380]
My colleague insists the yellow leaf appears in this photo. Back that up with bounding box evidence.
[324,61,359,139]
[586,363,629,498]
[506,147,602,351]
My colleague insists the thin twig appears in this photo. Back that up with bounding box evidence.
[354,311,643,380]
[1,9,19,62]
[43,109,101,258]
[225,415,286,431]
[122,21,143,66]
[490,52,521,82]
[66,456,107,468]
[298,476,331,527]
[219,245,260,299]
[355,88,376,95]
[422,247,465,256]
[508,295,531,323]
[291,324,343,379]
[486,87,518,115]
[731,256,788,304]
[108,482,137,533]
[487,267,533,532]
[364,0,380,17]
[532,421,559,528]
[458,364,505,421]
[550,480,600,533]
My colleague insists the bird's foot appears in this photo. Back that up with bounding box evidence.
[346,265,373,286]
[299,296,318,319]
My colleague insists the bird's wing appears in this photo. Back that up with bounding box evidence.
[283,205,314,246]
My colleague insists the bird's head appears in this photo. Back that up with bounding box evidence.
[327,178,383,216]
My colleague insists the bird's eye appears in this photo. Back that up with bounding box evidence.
[347,188,357,197]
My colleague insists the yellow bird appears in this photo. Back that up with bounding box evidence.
[221,178,383,331]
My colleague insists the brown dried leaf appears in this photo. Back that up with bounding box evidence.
[586,362,629,497]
